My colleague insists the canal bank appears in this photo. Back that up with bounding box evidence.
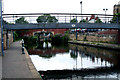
[68,41,120,51]
[2,41,42,79]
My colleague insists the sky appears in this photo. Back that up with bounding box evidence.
[3,0,120,15]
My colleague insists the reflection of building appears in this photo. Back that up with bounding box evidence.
[113,1,120,14]
[29,49,66,55]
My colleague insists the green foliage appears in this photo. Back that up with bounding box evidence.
[14,30,29,41]
[51,33,69,45]
[36,14,58,23]
[111,13,120,23]
[95,19,102,23]
[23,36,37,48]
[70,18,78,23]
[14,17,29,40]
[79,19,87,23]
[15,16,29,24]
[3,20,9,24]
[14,31,21,41]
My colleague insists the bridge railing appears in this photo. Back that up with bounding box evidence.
[2,13,116,24]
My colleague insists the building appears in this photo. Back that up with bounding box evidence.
[113,1,120,14]
[21,29,68,36]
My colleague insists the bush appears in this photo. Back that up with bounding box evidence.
[51,33,69,45]
[23,36,37,48]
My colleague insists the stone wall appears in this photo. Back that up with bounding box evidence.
[0,31,13,52]
[70,33,117,43]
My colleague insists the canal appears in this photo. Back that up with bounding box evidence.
[28,42,120,80]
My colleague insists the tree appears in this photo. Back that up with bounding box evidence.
[14,17,29,40]
[95,17,102,23]
[70,18,78,23]
[79,19,87,23]
[95,19,102,23]
[36,14,58,23]
[3,20,9,24]
[110,13,120,24]
[15,16,28,24]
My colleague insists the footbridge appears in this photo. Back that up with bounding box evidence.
[2,13,120,30]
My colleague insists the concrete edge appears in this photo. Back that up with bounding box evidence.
[24,48,42,79]
[68,41,120,51]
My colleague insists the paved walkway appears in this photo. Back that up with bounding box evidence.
[2,41,41,79]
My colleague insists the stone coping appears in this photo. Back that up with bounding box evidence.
[24,48,42,79]
[68,41,120,50]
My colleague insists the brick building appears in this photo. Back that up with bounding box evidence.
[22,29,68,36]
[113,1,120,14]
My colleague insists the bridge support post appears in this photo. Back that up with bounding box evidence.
[118,30,120,44]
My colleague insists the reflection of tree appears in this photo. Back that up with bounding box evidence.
[70,47,78,59]
[70,52,78,59]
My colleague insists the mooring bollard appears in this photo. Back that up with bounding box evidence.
[22,39,25,54]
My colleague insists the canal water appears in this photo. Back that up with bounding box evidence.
[28,42,120,80]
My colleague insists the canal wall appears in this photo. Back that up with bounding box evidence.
[68,41,120,51]
[70,33,117,43]
[24,48,41,78]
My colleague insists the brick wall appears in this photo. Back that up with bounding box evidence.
[118,30,120,44]
[70,33,118,43]
[0,31,13,52]
[22,29,68,36]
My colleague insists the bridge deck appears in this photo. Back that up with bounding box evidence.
[3,23,120,30]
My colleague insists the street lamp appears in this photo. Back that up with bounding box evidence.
[103,8,108,23]
[80,1,82,21]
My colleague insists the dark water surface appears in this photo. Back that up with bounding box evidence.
[28,42,120,79]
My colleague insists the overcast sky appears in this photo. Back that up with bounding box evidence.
[3,0,120,15]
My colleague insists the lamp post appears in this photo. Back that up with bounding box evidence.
[80,1,82,21]
[103,8,108,23]
[0,0,4,56]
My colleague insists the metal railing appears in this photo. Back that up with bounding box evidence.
[2,13,116,24]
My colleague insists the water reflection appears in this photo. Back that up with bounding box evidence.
[29,43,120,79]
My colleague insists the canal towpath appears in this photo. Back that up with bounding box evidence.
[2,41,42,79]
